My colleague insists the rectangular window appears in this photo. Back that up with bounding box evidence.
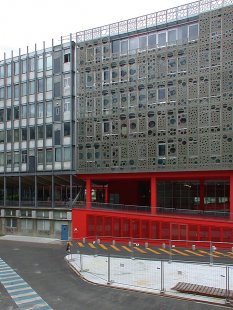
[21,59,27,74]
[21,128,27,141]
[29,80,35,94]
[29,58,35,72]
[21,82,27,96]
[14,84,19,99]
[54,81,61,97]
[64,147,71,161]
[29,127,35,140]
[37,125,44,139]
[7,86,11,99]
[46,149,53,163]
[14,152,19,166]
[129,37,139,53]
[7,152,12,166]
[7,63,11,77]
[55,148,61,161]
[158,144,166,156]
[46,124,53,138]
[178,25,188,44]
[0,87,4,99]
[38,149,44,164]
[7,130,12,143]
[158,32,166,47]
[112,40,120,54]
[37,103,43,118]
[64,53,70,63]
[168,29,177,46]
[103,68,110,84]
[21,105,27,119]
[103,121,111,134]
[148,33,156,49]
[22,150,27,163]
[37,220,50,231]
[14,62,19,75]
[0,66,4,78]
[86,72,94,87]
[46,77,52,91]
[46,55,52,70]
[158,87,166,102]
[14,129,19,142]
[29,103,35,117]
[63,99,70,112]
[0,152,4,165]
[6,218,17,228]
[121,40,128,55]
[37,79,44,93]
[64,122,70,136]
[189,23,198,41]
[7,108,11,121]
[37,56,43,72]
[14,106,19,120]
[0,110,4,122]
[139,36,147,50]
[46,101,52,117]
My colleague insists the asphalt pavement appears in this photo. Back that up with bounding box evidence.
[0,236,231,310]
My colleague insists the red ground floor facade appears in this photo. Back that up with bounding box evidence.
[72,170,233,246]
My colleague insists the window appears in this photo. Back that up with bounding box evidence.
[7,152,12,166]
[168,29,177,46]
[46,101,52,117]
[112,40,120,54]
[29,80,35,94]
[7,63,11,77]
[0,152,4,165]
[21,219,33,230]
[55,148,61,161]
[46,55,52,70]
[21,105,27,119]
[38,149,44,164]
[64,147,71,161]
[21,210,32,217]
[29,58,35,72]
[46,149,53,163]
[7,86,11,99]
[6,218,17,228]
[0,87,4,99]
[7,108,11,121]
[37,125,44,139]
[0,66,4,78]
[86,72,94,87]
[102,68,110,84]
[129,37,139,53]
[148,33,156,49]
[129,119,138,133]
[22,150,27,163]
[63,99,70,112]
[103,121,111,134]
[158,143,166,156]
[0,110,4,122]
[21,82,27,96]
[21,128,27,141]
[14,84,19,99]
[37,220,50,231]
[37,56,43,72]
[29,103,35,117]
[54,81,61,97]
[64,122,70,136]
[37,102,43,118]
[139,36,147,50]
[14,62,19,75]
[14,152,19,166]
[14,129,19,142]
[29,127,35,140]
[37,79,43,93]
[21,59,27,74]
[46,77,52,92]
[7,130,12,143]
[158,32,166,47]
[121,40,128,55]
[14,106,19,120]
[189,23,198,41]
[158,87,166,102]
[46,124,52,138]
[64,53,70,63]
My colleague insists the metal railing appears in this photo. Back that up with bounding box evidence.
[62,0,233,43]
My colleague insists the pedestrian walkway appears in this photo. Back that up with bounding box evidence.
[0,258,52,309]
[0,235,61,244]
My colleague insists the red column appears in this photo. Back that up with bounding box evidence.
[151,176,157,215]
[230,175,233,221]
[86,178,92,209]
[104,186,108,203]
[200,179,205,211]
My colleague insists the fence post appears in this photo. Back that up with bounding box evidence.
[107,253,111,285]
[210,241,213,265]
[160,260,165,293]
[80,252,83,272]
[226,266,230,304]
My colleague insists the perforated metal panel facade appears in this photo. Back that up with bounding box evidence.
[76,4,233,173]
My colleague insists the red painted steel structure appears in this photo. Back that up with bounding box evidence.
[72,170,233,246]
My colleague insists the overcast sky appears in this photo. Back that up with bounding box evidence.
[0,0,190,59]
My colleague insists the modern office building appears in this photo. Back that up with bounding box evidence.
[1,0,233,243]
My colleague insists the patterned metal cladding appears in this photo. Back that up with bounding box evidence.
[76,4,233,173]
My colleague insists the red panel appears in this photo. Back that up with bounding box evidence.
[109,181,140,205]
